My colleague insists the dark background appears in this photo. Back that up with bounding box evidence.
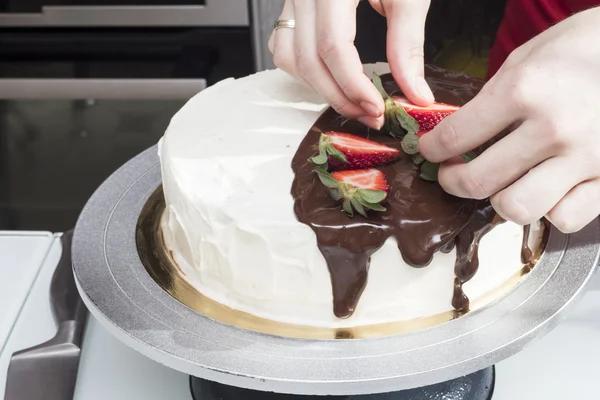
[0,0,507,232]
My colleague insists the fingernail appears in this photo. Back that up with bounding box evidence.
[416,78,435,104]
[358,116,383,130]
[360,101,382,118]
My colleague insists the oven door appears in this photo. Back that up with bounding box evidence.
[0,79,203,231]
[0,0,248,27]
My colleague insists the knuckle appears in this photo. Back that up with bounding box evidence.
[295,52,313,80]
[316,37,339,62]
[406,44,425,61]
[272,50,292,71]
[491,193,533,225]
[541,120,570,150]
[503,47,526,69]
[329,99,350,115]
[456,172,489,200]
[437,123,460,153]
[506,67,537,112]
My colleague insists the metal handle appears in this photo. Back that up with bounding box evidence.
[49,231,85,324]
[0,78,206,100]
[0,1,249,27]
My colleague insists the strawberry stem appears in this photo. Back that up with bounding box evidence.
[401,133,479,182]
[308,133,348,168]
[372,73,419,138]
[314,168,388,218]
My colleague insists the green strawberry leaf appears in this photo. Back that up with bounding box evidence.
[342,199,354,216]
[420,161,440,182]
[393,106,420,135]
[309,150,328,165]
[413,154,426,165]
[309,134,349,167]
[401,132,420,155]
[461,151,477,163]
[327,145,348,163]
[363,202,387,212]
[384,115,407,138]
[315,168,339,189]
[329,189,344,202]
[313,163,388,218]
[357,189,387,204]
[350,198,368,218]
[372,73,390,100]
[373,73,419,138]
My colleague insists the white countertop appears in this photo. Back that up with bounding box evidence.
[0,232,54,362]
[1,232,599,399]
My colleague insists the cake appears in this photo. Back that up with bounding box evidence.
[158,63,543,328]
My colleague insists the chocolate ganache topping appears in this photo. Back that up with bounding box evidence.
[291,66,532,319]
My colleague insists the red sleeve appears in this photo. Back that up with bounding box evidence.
[487,0,600,79]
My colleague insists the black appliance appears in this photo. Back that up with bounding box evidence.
[0,0,257,231]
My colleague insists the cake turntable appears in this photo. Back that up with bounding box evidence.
[72,145,600,398]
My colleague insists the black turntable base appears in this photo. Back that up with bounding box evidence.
[190,366,495,400]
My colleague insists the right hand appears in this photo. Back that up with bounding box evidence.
[268,0,434,130]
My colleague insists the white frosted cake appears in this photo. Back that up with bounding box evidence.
[158,63,542,328]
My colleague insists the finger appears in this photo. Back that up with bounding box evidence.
[293,0,383,128]
[317,0,384,118]
[419,84,519,163]
[383,0,434,106]
[437,121,554,199]
[546,179,600,234]
[368,0,385,16]
[490,156,591,225]
[268,30,274,54]
[271,0,298,77]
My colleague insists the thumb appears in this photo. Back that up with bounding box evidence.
[378,0,434,106]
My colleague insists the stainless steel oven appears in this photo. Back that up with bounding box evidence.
[0,0,258,231]
[0,0,256,93]
[0,0,248,27]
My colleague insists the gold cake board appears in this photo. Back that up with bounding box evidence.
[137,186,549,340]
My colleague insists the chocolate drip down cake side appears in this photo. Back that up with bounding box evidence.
[157,63,546,330]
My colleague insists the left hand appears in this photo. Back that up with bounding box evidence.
[419,7,600,233]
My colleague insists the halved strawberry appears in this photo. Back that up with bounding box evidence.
[309,132,400,170]
[315,168,389,217]
[392,96,459,131]
[372,74,419,138]
[371,73,460,136]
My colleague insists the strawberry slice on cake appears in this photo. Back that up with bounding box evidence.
[309,132,400,170]
[392,96,459,131]
[371,73,459,135]
[315,167,389,218]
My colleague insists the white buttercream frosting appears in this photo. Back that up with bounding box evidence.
[158,64,541,328]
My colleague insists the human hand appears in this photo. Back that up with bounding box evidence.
[268,0,434,130]
[419,7,600,233]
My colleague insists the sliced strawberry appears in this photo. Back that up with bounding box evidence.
[309,132,400,170]
[392,96,459,131]
[416,130,430,137]
[371,72,460,136]
[372,74,420,138]
[331,169,390,193]
[315,168,389,218]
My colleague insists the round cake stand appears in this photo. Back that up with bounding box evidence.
[72,145,600,396]
[189,367,495,400]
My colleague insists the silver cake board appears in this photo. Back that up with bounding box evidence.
[72,145,600,396]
